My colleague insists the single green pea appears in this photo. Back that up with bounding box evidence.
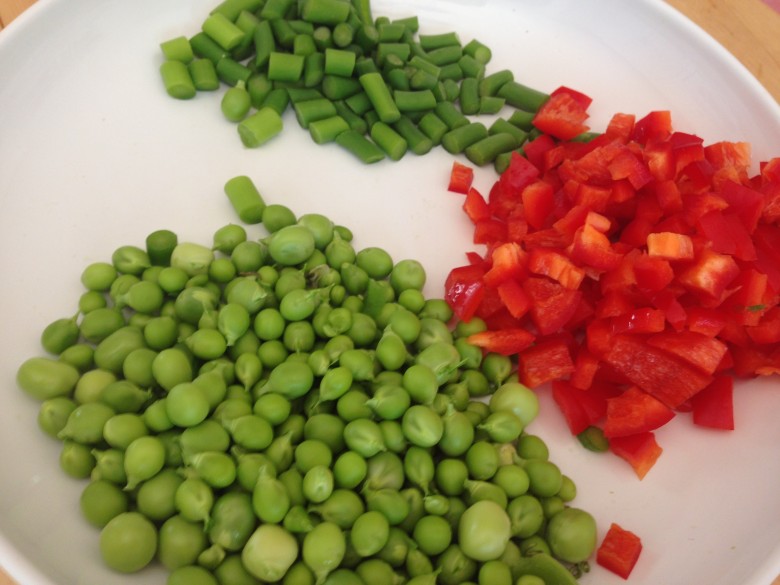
[343,418,386,458]
[298,213,335,250]
[350,510,390,558]
[481,353,512,386]
[332,450,367,489]
[112,245,151,276]
[124,435,166,490]
[91,448,127,485]
[516,434,550,461]
[168,565,219,585]
[525,459,563,498]
[187,451,237,489]
[492,464,530,498]
[545,507,597,564]
[439,408,476,457]
[78,290,108,314]
[209,491,256,552]
[103,413,149,449]
[302,521,345,584]
[136,468,183,522]
[364,488,410,526]
[213,224,248,254]
[231,240,268,273]
[214,554,261,585]
[436,544,478,585]
[309,489,365,529]
[303,464,334,503]
[268,225,317,266]
[465,441,500,480]
[435,458,469,496]
[40,316,79,355]
[122,347,158,388]
[401,405,443,448]
[458,500,511,562]
[389,259,426,294]
[158,514,209,570]
[170,242,214,276]
[37,396,77,437]
[507,494,545,538]
[99,512,157,573]
[58,342,95,372]
[364,451,405,492]
[478,410,524,443]
[256,339,288,371]
[59,440,96,478]
[166,382,210,427]
[158,266,190,294]
[253,392,292,425]
[81,261,118,291]
[58,401,116,444]
[80,309,126,345]
[80,479,129,528]
[413,515,452,556]
[253,475,291,524]
[93,326,146,374]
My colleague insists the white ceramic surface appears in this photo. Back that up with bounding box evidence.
[1,0,780,584]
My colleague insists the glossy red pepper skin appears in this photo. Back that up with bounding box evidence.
[597,523,643,579]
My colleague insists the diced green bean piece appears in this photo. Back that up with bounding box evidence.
[381,54,405,76]
[434,101,469,130]
[498,81,549,112]
[235,10,261,33]
[313,26,333,50]
[322,75,362,100]
[289,20,316,35]
[189,59,220,91]
[225,176,267,224]
[463,38,492,64]
[354,24,379,52]
[394,89,436,113]
[253,20,276,69]
[425,45,463,66]
[438,63,463,82]
[488,117,526,143]
[161,36,194,64]
[302,0,352,25]
[378,23,405,42]
[202,13,246,52]
[261,88,291,115]
[392,15,419,33]
[393,116,433,155]
[479,96,505,115]
[231,14,259,60]
[419,32,460,51]
[160,61,196,100]
[294,98,338,128]
[376,43,411,66]
[355,57,379,76]
[352,0,373,24]
[309,115,351,144]
[333,100,368,134]
[508,109,536,131]
[374,15,389,27]
[442,79,460,102]
[418,112,448,145]
[409,69,438,91]
[479,69,513,97]
[190,32,228,64]
[210,0,264,21]
[294,34,318,57]
[359,72,400,123]
[458,54,484,79]
[459,77,479,115]
[441,122,488,154]
[237,107,284,147]
[286,87,323,103]
[332,22,355,48]
[271,19,297,49]
[217,57,252,86]
[345,91,373,115]
[363,109,379,129]
[464,132,519,166]
[260,0,295,19]
[389,69,412,93]
[268,52,305,82]
[335,130,386,163]
[408,56,440,78]
[304,52,326,88]
[325,48,357,77]
[370,121,407,161]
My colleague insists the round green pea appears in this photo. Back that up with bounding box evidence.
[99,512,157,573]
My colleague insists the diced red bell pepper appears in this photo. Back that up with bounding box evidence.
[632,254,674,292]
[646,231,694,260]
[517,338,575,388]
[631,110,672,145]
[697,210,756,261]
[570,224,623,271]
[522,180,555,229]
[609,431,663,480]
[528,248,585,290]
[473,218,507,245]
[719,179,764,233]
[597,523,643,579]
[609,148,653,190]
[496,279,532,319]
[444,264,486,323]
[523,277,583,335]
[691,375,734,430]
[466,328,535,355]
[611,308,666,335]
[482,242,528,287]
[522,134,557,171]
[646,331,729,375]
[605,112,636,144]
[603,386,675,438]
[677,247,741,301]
[746,307,780,345]
[499,151,540,198]
[462,187,491,223]
[686,308,727,337]
[551,380,597,435]
[603,335,713,408]
[448,161,474,194]
[533,90,590,141]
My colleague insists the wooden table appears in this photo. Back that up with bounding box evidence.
[1,0,779,584]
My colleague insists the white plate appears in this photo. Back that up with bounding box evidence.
[1,1,780,584]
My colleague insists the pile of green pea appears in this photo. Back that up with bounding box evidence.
[16,176,598,585]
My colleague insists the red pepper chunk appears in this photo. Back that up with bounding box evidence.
[691,375,734,430]
[466,328,535,355]
[609,431,663,480]
[533,90,590,141]
[677,247,741,301]
[444,264,486,323]
[448,161,474,194]
[523,277,583,336]
[597,523,643,579]
[603,386,674,438]
[570,224,623,272]
[462,187,491,223]
[518,338,575,388]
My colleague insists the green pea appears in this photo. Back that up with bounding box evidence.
[492,464,530,498]
[350,511,390,557]
[253,475,291,523]
[364,451,405,492]
[80,479,129,528]
[302,521,345,584]
[516,434,550,461]
[91,448,127,484]
[458,500,511,562]
[81,261,118,291]
[439,408,475,457]
[364,488,409,526]
[403,446,434,494]
[124,435,165,489]
[188,451,237,489]
[254,392,292,425]
[213,224,247,254]
[545,507,597,564]
[401,405,443,448]
[436,545,477,585]
[99,512,157,573]
[17,356,81,401]
[59,440,96,478]
[295,439,334,473]
[59,401,115,444]
[37,396,77,438]
[136,468,183,522]
[102,413,148,449]
[525,459,563,498]
[158,266,189,294]
[175,477,215,525]
[343,418,386,458]
[268,225,316,266]
[465,441,499,480]
[412,515,451,556]
[402,364,438,405]
[58,342,95,372]
[303,465,334,503]
[159,514,209,570]
[231,240,267,272]
[304,413,346,453]
[170,242,214,276]
[78,290,108,314]
[367,384,410,420]
[298,213,335,249]
[100,380,150,413]
[481,353,512,386]
[268,360,314,399]
[332,450,367,489]
[180,419,231,457]
[389,259,426,294]
[435,458,469,496]
[168,565,218,585]
[507,494,545,538]
[310,489,365,529]
[489,382,540,427]
[209,491,256,552]
[242,524,299,582]
[40,316,79,355]
[166,382,210,427]
[93,326,146,374]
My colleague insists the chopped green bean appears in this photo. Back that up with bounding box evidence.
[324,48,357,77]
[441,121,488,154]
[160,36,194,64]
[301,0,352,25]
[370,121,407,161]
[293,97,338,128]
[394,89,436,113]
[160,61,196,100]
[497,81,549,112]
[237,107,284,147]
[309,115,350,144]
[359,72,400,123]
[335,130,385,164]
[393,116,433,155]
[202,13,246,52]
[267,52,305,82]
[188,59,220,91]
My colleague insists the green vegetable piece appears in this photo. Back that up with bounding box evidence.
[242,524,299,582]
[224,175,266,224]
[458,500,511,561]
[238,107,284,147]
[160,60,196,99]
[17,357,80,401]
[99,512,158,573]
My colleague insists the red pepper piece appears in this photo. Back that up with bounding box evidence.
[631,110,672,145]
[632,254,674,292]
[746,307,780,345]
[522,180,555,230]
[609,431,663,480]
[677,247,741,301]
[597,523,643,579]
[533,91,590,141]
[528,248,585,290]
[473,218,507,245]
[605,112,635,143]
[523,277,583,336]
[462,187,491,223]
[444,264,486,323]
[611,308,666,335]
[550,380,592,435]
[571,349,600,390]
[517,338,575,388]
[448,160,474,194]
[646,331,729,375]
[603,386,675,438]
[691,375,734,430]
[496,279,531,319]
[603,335,713,408]
[466,328,535,356]
[646,231,694,260]
[570,224,623,272]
